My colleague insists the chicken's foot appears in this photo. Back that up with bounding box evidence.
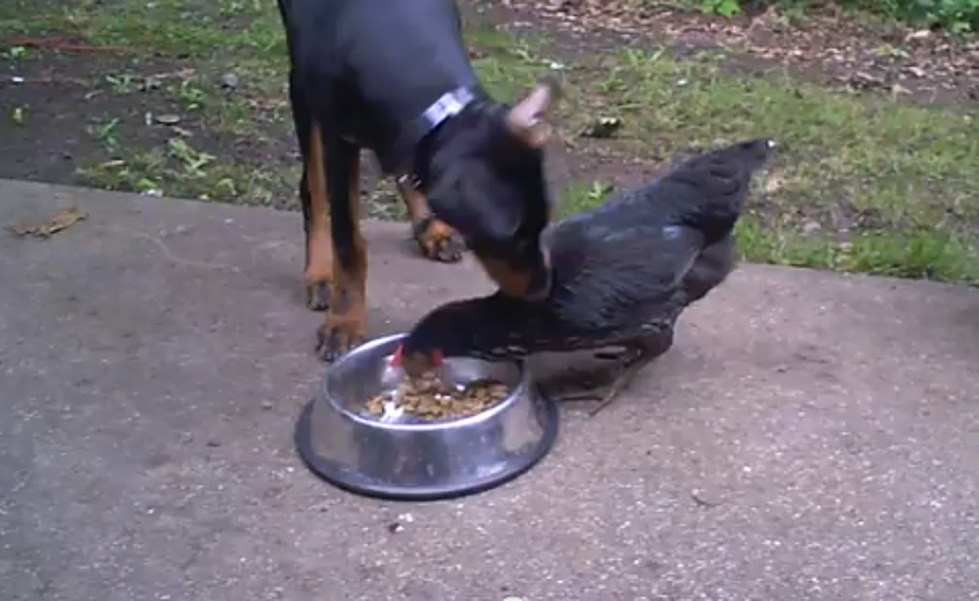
[555,326,675,416]
[556,347,656,417]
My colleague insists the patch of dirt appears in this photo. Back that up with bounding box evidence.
[0,54,121,184]
[1,51,315,215]
[476,0,979,108]
[0,52,284,182]
[0,47,444,215]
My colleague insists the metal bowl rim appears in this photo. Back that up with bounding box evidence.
[294,387,560,501]
[321,332,533,432]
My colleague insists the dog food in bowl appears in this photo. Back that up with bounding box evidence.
[364,372,510,422]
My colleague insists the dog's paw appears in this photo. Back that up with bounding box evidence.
[315,317,366,363]
[305,279,332,312]
[412,217,465,263]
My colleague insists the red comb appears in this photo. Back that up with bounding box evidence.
[390,345,404,367]
[389,345,443,369]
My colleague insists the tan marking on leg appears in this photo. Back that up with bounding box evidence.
[319,155,368,361]
[304,121,333,310]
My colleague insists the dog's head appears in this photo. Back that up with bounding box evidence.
[423,78,560,300]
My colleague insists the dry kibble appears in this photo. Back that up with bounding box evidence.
[364,372,510,422]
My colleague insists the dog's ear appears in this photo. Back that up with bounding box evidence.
[506,76,561,149]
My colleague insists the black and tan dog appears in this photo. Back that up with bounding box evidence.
[275,0,560,362]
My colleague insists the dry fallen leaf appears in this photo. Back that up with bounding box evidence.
[6,205,87,238]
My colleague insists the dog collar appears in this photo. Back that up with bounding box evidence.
[388,86,480,187]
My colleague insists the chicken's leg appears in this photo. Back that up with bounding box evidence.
[556,348,657,416]
[556,324,675,416]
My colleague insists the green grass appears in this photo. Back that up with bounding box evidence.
[0,0,286,60]
[76,138,294,206]
[2,0,978,284]
[548,45,979,284]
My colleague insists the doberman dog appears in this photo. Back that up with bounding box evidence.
[275,0,560,362]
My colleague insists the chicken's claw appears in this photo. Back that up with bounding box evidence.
[555,348,657,417]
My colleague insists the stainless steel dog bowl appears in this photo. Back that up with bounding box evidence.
[294,333,559,501]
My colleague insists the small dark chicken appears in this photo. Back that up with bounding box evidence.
[392,138,777,414]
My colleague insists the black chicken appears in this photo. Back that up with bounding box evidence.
[392,138,777,414]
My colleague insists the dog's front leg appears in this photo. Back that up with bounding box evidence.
[315,129,368,362]
[290,69,334,312]
[301,121,335,311]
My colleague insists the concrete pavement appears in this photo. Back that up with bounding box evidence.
[2,178,979,601]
